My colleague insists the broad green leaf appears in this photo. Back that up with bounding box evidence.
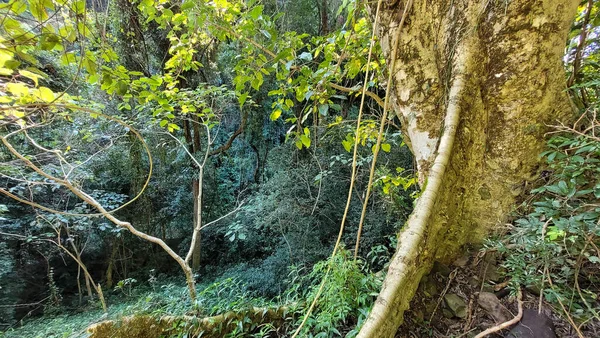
[6,82,29,96]
[238,92,248,106]
[270,109,282,121]
[248,5,263,20]
[318,104,329,116]
[19,70,41,86]
[342,139,352,152]
[0,68,13,76]
[40,33,61,50]
[11,0,27,14]
[36,86,54,102]
[300,134,311,148]
[381,143,391,152]
[30,0,49,21]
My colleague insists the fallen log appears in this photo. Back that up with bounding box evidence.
[87,306,292,338]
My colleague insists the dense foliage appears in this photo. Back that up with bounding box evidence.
[0,0,414,334]
[0,0,598,336]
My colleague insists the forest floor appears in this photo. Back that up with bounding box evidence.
[4,248,599,338]
[397,247,599,338]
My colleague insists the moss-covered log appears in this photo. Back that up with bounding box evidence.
[87,306,291,338]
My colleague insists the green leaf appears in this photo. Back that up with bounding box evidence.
[19,70,41,86]
[181,0,194,10]
[10,0,27,15]
[300,134,311,148]
[73,0,86,14]
[238,92,248,106]
[270,109,282,121]
[318,104,329,116]
[6,82,29,96]
[558,180,568,195]
[40,33,60,50]
[248,5,263,20]
[30,0,49,21]
[37,86,54,102]
[381,143,391,152]
[342,139,352,152]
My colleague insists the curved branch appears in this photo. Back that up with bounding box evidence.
[209,109,248,156]
[0,104,153,218]
[329,83,385,109]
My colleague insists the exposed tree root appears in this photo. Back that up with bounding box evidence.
[356,20,476,338]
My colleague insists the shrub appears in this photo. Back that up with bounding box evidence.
[491,112,600,323]
[289,248,382,337]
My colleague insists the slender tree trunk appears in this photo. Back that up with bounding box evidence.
[320,0,329,34]
[105,241,118,289]
[250,144,261,183]
[190,115,203,271]
[76,265,83,305]
[129,132,152,233]
[191,173,202,271]
[358,1,578,336]
[65,228,94,300]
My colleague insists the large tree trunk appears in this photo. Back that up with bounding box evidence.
[358,1,578,337]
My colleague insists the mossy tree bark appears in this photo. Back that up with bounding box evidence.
[358,1,579,337]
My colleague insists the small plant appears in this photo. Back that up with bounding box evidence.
[365,235,397,271]
[114,278,137,297]
[45,267,62,313]
[148,269,158,292]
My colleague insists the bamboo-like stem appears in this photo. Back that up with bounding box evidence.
[353,0,414,259]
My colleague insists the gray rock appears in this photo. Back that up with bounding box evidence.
[442,308,455,319]
[477,292,512,323]
[506,309,556,338]
[444,293,467,318]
